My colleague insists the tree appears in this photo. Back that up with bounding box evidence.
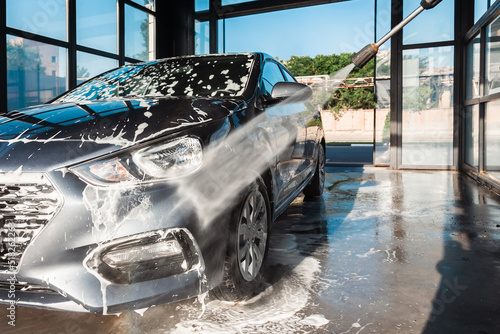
[7,41,44,72]
[137,3,156,62]
[326,87,376,112]
[402,85,438,111]
[283,53,374,78]
[281,53,375,118]
[284,56,315,76]
[77,66,90,79]
[136,18,149,61]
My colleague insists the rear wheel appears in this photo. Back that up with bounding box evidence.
[212,177,270,301]
[303,145,325,198]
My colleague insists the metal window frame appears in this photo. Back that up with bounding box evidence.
[390,0,458,171]
[465,0,500,43]
[461,0,500,192]
[390,0,403,170]
[397,41,457,170]
[2,0,156,112]
[373,0,387,167]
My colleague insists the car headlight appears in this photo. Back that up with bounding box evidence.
[71,137,203,186]
[84,229,202,284]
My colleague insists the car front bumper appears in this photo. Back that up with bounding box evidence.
[0,170,227,314]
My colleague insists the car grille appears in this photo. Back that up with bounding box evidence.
[0,280,58,294]
[0,173,61,272]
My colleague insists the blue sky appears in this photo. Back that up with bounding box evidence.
[196,0,455,60]
[219,0,376,59]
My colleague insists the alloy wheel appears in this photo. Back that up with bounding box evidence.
[237,187,268,282]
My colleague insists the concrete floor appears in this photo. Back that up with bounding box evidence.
[2,167,500,333]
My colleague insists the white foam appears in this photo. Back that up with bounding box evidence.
[300,314,329,327]
[134,308,148,316]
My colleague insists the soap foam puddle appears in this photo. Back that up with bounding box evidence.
[170,235,327,333]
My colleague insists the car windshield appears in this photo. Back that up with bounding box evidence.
[55,54,254,103]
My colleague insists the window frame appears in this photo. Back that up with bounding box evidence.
[2,0,156,112]
[461,1,500,189]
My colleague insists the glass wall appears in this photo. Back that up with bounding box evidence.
[125,4,155,61]
[222,0,258,5]
[375,79,391,164]
[466,33,481,100]
[485,101,500,179]
[401,46,454,167]
[77,52,118,84]
[464,105,479,168]
[463,4,500,188]
[399,0,455,169]
[195,0,209,12]
[4,0,156,111]
[195,20,210,55]
[402,0,454,45]
[131,0,155,8]
[6,36,67,111]
[374,0,392,166]
[7,0,66,41]
[77,0,118,54]
[485,16,500,96]
[485,16,500,181]
[474,0,489,24]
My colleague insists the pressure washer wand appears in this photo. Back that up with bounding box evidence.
[351,0,443,68]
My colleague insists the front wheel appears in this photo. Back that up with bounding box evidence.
[303,144,325,198]
[211,177,270,301]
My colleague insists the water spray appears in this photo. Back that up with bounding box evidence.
[351,0,443,68]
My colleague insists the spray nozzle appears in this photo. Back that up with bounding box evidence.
[420,0,442,10]
[351,0,442,68]
[351,43,379,69]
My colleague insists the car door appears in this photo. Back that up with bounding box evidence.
[259,59,309,209]
[281,66,322,173]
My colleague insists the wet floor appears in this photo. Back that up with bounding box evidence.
[2,167,500,333]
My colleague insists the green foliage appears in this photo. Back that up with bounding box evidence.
[285,56,315,76]
[326,87,376,112]
[382,111,390,142]
[307,117,323,128]
[283,53,374,79]
[400,55,440,111]
[376,63,390,76]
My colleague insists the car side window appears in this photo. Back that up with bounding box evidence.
[261,61,286,96]
[282,68,296,82]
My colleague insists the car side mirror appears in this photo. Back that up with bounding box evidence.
[269,82,313,104]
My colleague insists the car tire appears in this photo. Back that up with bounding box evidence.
[303,144,325,198]
[211,177,270,301]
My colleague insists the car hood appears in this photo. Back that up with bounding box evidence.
[0,97,242,172]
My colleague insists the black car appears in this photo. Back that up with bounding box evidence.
[0,52,325,314]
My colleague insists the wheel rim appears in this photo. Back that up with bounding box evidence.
[319,147,326,190]
[237,187,268,282]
